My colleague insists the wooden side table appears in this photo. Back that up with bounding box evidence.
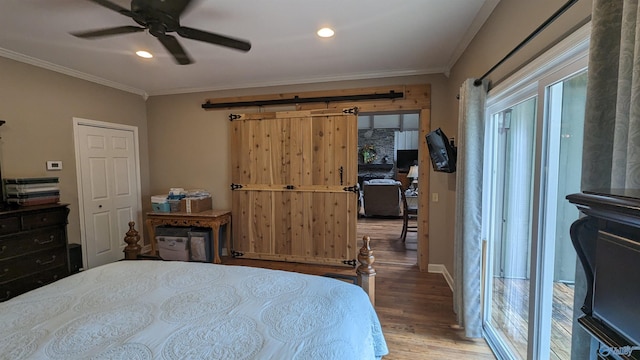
[145,209,231,264]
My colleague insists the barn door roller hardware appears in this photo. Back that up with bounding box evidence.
[342,259,357,268]
[231,250,244,258]
[202,90,404,109]
[343,185,359,194]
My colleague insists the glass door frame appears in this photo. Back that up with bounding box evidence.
[481,23,590,360]
[529,58,589,360]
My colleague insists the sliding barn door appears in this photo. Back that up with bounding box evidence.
[230,109,359,266]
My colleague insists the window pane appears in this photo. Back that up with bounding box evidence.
[402,113,419,130]
[546,70,587,360]
[489,96,537,360]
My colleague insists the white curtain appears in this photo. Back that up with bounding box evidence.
[454,78,488,338]
[573,0,640,358]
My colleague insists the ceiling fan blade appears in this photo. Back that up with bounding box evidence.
[175,0,197,17]
[177,27,251,52]
[131,0,193,17]
[71,26,145,38]
[157,34,192,65]
[86,0,134,17]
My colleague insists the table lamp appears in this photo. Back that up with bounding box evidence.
[407,165,419,192]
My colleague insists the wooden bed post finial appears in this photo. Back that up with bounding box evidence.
[357,236,376,306]
[123,221,141,260]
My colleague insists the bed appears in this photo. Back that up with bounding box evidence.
[0,224,388,359]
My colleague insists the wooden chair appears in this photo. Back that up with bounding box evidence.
[399,185,418,242]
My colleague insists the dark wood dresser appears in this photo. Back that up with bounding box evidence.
[0,203,70,301]
[567,190,640,359]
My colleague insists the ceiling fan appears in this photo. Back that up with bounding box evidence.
[71,0,251,65]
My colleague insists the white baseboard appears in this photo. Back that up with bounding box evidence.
[428,263,454,291]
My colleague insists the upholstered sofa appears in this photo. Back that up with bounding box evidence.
[361,179,402,217]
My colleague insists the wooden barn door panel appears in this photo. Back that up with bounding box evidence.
[231,190,274,255]
[231,110,358,266]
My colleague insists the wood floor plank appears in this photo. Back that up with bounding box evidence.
[224,217,496,359]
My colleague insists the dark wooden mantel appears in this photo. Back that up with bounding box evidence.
[567,189,640,359]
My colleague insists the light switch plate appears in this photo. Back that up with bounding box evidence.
[46,160,63,171]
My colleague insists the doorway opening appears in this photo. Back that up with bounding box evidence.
[357,112,420,266]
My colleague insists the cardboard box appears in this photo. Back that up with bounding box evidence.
[180,196,212,213]
[168,200,181,212]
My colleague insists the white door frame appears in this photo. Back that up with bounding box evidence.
[73,117,143,269]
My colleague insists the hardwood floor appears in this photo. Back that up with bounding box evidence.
[224,217,495,359]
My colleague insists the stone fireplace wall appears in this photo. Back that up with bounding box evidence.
[358,128,396,182]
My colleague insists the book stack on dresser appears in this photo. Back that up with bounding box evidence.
[4,177,60,206]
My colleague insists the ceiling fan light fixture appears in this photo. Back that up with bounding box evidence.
[136,50,153,59]
[317,27,335,38]
[72,0,251,65]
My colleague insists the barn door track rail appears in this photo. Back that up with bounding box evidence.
[203,90,404,109]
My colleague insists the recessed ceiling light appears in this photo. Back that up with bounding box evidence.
[136,50,153,59]
[317,27,335,38]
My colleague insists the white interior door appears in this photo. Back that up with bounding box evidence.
[74,119,142,269]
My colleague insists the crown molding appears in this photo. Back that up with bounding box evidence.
[446,0,501,72]
[0,47,148,99]
[0,47,445,99]
[148,67,448,96]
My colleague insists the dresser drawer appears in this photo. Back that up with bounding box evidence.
[0,265,69,302]
[0,228,66,260]
[21,208,68,230]
[0,246,67,283]
[0,216,20,236]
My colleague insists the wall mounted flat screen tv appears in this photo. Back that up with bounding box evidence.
[426,128,457,173]
[396,149,418,172]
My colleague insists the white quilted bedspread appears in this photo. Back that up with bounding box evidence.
[0,261,388,359]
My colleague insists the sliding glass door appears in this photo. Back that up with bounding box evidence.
[482,41,588,359]
[484,97,537,359]
[538,70,587,360]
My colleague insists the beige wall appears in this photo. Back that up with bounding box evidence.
[441,0,594,273]
[0,56,149,246]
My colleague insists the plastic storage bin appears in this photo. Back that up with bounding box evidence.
[188,228,212,262]
[156,226,192,261]
[157,236,189,261]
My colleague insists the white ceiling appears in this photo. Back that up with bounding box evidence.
[0,0,499,97]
